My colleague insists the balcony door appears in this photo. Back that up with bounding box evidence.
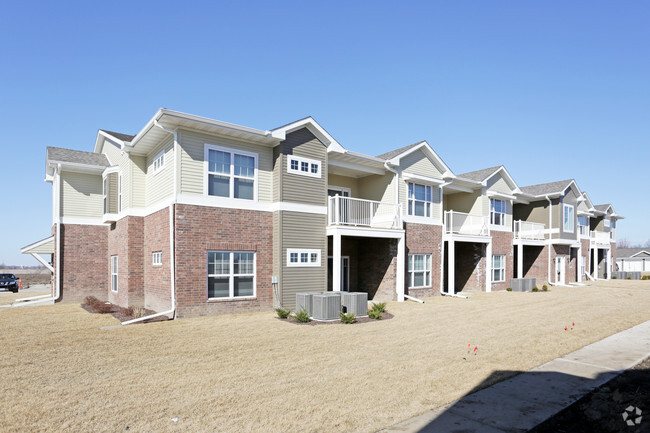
[555,256,566,285]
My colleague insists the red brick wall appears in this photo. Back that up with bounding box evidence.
[611,242,617,274]
[144,208,171,313]
[405,223,443,298]
[58,223,108,302]
[108,216,145,308]
[581,239,590,279]
[550,245,571,284]
[491,231,514,291]
[518,244,548,285]
[173,204,273,318]
[357,238,397,301]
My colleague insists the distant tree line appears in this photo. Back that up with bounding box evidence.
[617,239,650,248]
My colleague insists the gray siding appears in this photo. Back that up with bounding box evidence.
[513,200,550,227]
[60,171,103,218]
[275,129,327,206]
[278,211,327,310]
[559,190,578,240]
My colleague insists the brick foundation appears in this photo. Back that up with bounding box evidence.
[491,231,514,291]
[144,208,171,313]
[404,223,443,297]
[108,216,145,308]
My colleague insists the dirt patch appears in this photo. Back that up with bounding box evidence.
[278,311,394,325]
[530,356,650,433]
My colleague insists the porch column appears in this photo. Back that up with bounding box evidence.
[486,241,492,292]
[333,233,342,292]
[517,242,523,279]
[396,235,405,302]
[592,247,597,279]
[606,248,612,279]
[447,240,455,294]
[577,245,582,283]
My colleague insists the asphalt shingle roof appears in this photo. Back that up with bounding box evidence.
[594,204,612,212]
[457,166,502,182]
[616,248,650,259]
[520,179,573,197]
[99,130,136,142]
[47,147,111,167]
[376,142,423,160]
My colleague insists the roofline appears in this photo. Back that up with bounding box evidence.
[272,116,346,153]
[21,235,55,253]
[630,250,650,258]
[479,166,522,194]
[47,160,108,174]
[386,141,454,177]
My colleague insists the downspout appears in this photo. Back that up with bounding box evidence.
[546,195,554,286]
[122,121,178,325]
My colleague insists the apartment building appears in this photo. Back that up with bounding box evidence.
[22,109,622,318]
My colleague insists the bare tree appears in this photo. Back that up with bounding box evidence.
[617,238,632,248]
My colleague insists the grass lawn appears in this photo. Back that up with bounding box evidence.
[1,280,649,432]
[0,289,50,305]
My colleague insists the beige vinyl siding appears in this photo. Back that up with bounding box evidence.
[131,155,146,208]
[276,129,327,206]
[400,149,444,178]
[513,200,550,227]
[444,190,483,215]
[486,175,513,195]
[327,174,359,197]
[358,173,395,203]
[99,137,134,211]
[400,178,442,219]
[99,138,122,166]
[28,239,54,254]
[279,211,327,310]
[145,137,174,207]
[107,172,119,214]
[178,129,274,202]
[60,171,103,218]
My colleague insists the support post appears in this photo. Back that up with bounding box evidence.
[333,232,341,292]
[606,248,612,280]
[577,245,582,283]
[592,247,597,279]
[396,235,405,302]
[517,242,523,279]
[448,239,455,294]
[486,241,492,292]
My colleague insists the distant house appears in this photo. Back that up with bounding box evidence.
[616,248,650,272]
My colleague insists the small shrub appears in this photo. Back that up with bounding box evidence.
[506,287,512,292]
[371,302,387,313]
[123,306,134,317]
[294,309,311,323]
[132,307,147,318]
[642,275,650,280]
[542,285,548,291]
[612,276,618,279]
[368,309,383,320]
[340,312,357,324]
[275,307,290,319]
[627,276,632,280]
[532,286,539,292]
[83,296,113,313]
[83,296,99,306]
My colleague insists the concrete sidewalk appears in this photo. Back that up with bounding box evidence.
[380,320,650,433]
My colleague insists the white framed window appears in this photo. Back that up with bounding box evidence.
[408,254,431,288]
[492,255,505,282]
[118,174,122,212]
[580,255,586,276]
[563,204,575,233]
[287,155,321,178]
[604,219,611,228]
[205,144,257,200]
[287,248,321,267]
[111,255,118,292]
[153,150,165,174]
[408,183,432,217]
[152,251,162,266]
[207,251,256,299]
[490,199,506,226]
[103,178,108,214]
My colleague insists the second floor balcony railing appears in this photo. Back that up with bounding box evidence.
[578,225,589,237]
[514,220,545,240]
[590,230,611,245]
[444,211,489,236]
[328,195,402,229]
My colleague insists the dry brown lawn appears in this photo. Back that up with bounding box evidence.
[1,280,650,433]
[0,290,50,305]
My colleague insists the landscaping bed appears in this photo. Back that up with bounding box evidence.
[278,311,394,325]
[81,296,168,323]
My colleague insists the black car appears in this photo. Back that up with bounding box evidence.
[0,274,19,292]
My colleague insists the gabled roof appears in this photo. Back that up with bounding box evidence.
[520,179,580,198]
[376,142,422,160]
[99,130,135,143]
[457,166,502,182]
[271,116,345,153]
[378,141,453,177]
[47,146,110,168]
[616,248,650,259]
[594,204,613,212]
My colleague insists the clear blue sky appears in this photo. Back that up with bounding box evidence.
[1,1,648,265]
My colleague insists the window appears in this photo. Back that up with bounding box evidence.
[206,146,256,200]
[111,256,118,292]
[604,219,611,228]
[580,256,586,276]
[578,216,589,227]
[207,251,255,299]
[287,249,321,267]
[153,151,165,174]
[152,251,162,266]
[490,199,506,226]
[492,255,505,282]
[563,204,575,232]
[287,155,321,178]
[408,254,431,288]
[103,178,108,214]
[118,174,122,213]
[407,183,432,217]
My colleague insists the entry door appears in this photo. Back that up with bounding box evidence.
[555,257,566,285]
[327,256,350,291]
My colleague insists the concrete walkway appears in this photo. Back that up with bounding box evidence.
[380,320,650,433]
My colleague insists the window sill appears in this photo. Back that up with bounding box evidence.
[207,296,257,303]
[408,285,432,289]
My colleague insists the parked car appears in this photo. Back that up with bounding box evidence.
[0,274,19,292]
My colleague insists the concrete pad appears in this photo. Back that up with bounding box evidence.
[379,404,507,433]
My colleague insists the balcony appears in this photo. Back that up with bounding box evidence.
[578,225,589,238]
[444,211,489,236]
[328,195,402,230]
[514,220,545,241]
[590,230,611,245]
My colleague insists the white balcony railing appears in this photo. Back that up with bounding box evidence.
[328,195,402,229]
[514,220,545,240]
[444,211,489,236]
[578,225,589,237]
[590,230,611,245]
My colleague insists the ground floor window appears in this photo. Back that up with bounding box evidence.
[581,256,586,276]
[110,255,118,292]
[152,251,162,266]
[207,251,255,299]
[408,254,431,288]
[492,255,505,282]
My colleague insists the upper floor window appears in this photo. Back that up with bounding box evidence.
[563,204,575,233]
[206,145,257,200]
[287,248,321,267]
[578,216,589,227]
[407,183,432,217]
[604,219,611,228]
[490,199,506,226]
[153,150,165,174]
[287,155,321,178]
